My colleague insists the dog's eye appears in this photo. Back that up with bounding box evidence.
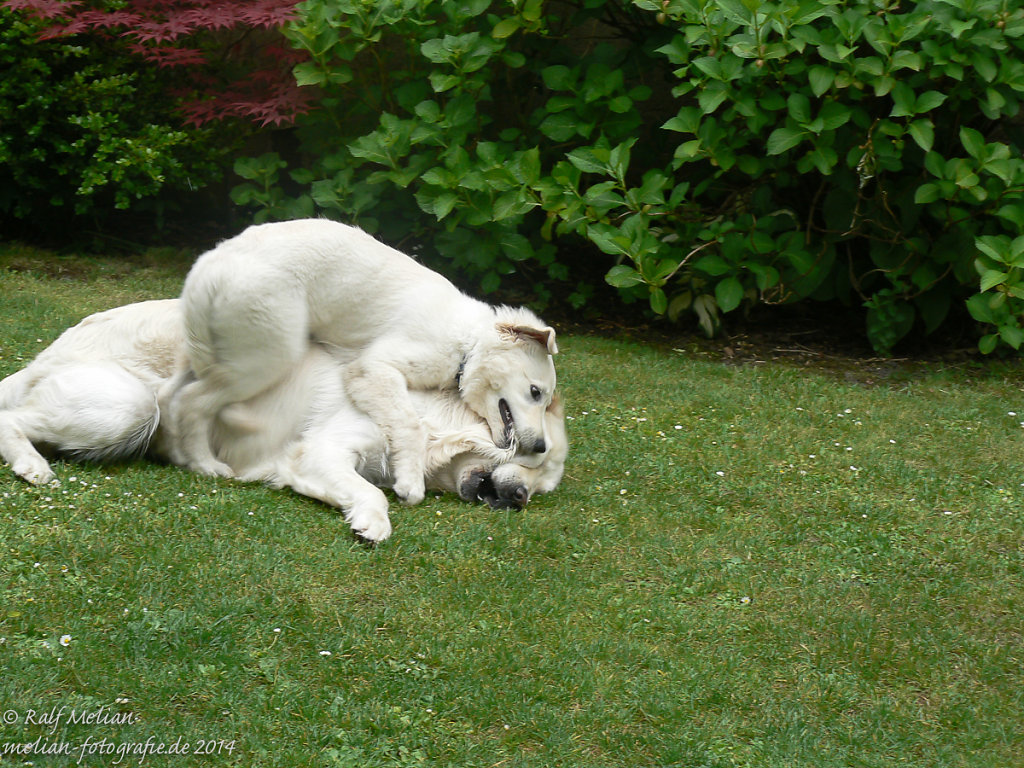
[530,385,542,401]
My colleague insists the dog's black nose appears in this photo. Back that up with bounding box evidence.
[512,485,529,506]
[531,439,546,454]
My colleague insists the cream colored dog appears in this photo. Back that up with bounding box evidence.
[166,219,559,505]
[0,300,568,541]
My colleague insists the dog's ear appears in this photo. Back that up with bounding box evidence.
[546,391,564,417]
[497,323,558,355]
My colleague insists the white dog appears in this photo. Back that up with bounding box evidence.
[0,300,568,541]
[166,219,559,506]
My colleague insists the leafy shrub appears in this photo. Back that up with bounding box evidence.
[596,0,1024,354]
[0,8,231,229]
[233,0,1024,353]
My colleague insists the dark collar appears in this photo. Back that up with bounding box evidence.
[455,354,467,389]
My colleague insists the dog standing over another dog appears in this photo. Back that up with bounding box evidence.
[0,300,567,541]
[165,218,559,506]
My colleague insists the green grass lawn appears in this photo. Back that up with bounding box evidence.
[1,247,1022,767]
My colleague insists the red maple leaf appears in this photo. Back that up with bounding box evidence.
[238,0,300,29]
[2,0,81,20]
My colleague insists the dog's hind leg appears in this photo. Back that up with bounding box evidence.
[0,368,54,484]
[0,410,57,485]
[171,286,310,477]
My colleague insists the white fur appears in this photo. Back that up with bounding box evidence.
[0,300,567,542]
[166,219,559,505]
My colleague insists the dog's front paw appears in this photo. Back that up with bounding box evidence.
[13,456,57,486]
[189,458,235,479]
[393,477,425,506]
[347,500,392,543]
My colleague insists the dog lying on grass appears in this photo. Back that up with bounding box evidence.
[167,218,559,507]
[0,300,567,541]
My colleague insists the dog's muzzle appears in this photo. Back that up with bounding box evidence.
[460,469,528,510]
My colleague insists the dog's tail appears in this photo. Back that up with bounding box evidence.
[63,406,160,464]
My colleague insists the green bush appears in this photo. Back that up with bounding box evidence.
[235,0,1024,354]
[0,9,230,230]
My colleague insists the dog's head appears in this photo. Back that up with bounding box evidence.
[451,394,568,510]
[459,311,558,458]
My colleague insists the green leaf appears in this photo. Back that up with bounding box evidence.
[510,147,541,185]
[914,182,940,204]
[695,253,731,277]
[416,189,459,219]
[420,38,450,64]
[996,203,1024,230]
[429,72,460,92]
[766,127,805,155]
[915,90,947,113]
[976,235,1010,263]
[717,0,753,25]
[541,65,575,91]
[522,0,543,22]
[908,119,934,152]
[608,95,633,113]
[715,276,745,313]
[959,126,986,159]
[293,61,326,87]
[693,56,723,80]
[787,93,812,124]
[414,100,441,122]
[954,163,980,189]
[662,106,701,134]
[493,191,535,220]
[890,82,915,117]
[818,102,852,131]
[567,147,610,176]
[491,17,521,39]
[539,113,580,142]
[499,232,534,262]
[481,271,501,293]
[966,293,996,324]
[649,287,668,314]
[1001,324,1024,349]
[808,66,834,97]
[655,35,690,66]
[605,264,644,288]
[980,269,1009,292]
[698,85,729,114]
[806,146,838,175]
[588,223,629,256]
